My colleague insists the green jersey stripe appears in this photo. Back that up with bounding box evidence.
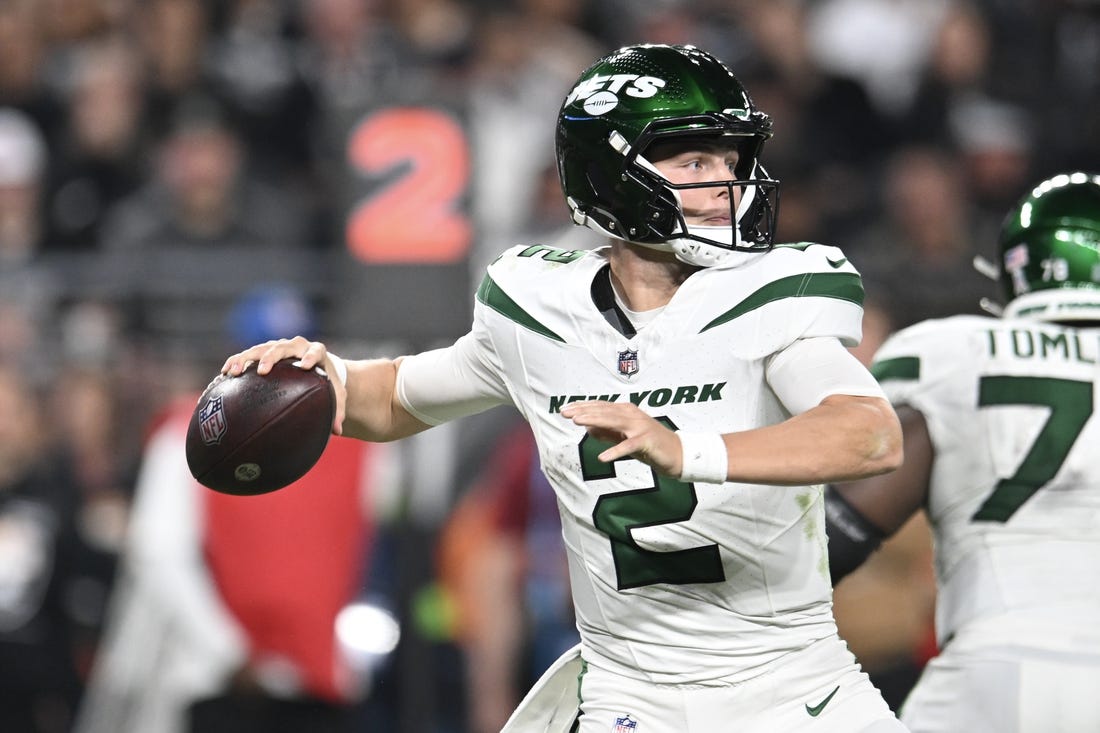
[476,274,566,342]
[701,272,864,332]
[871,356,921,382]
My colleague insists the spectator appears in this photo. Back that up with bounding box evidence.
[950,96,1035,229]
[897,2,995,148]
[0,107,49,263]
[100,94,307,253]
[0,3,63,145]
[44,36,150,252]
[134,0,212,138]
[204,0,317,185]
[0,364,91,733]
[75,395,396,733]
[96,94,316,362]
[849,145,998,329]
[45,365,134,679]
[0,107,62,368]
[1035,0,1100,172]
[805,0,950,116]
[390,0,476,71]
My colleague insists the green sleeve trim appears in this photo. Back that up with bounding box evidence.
[701,271,864,332]
[871,356,921,382]
[476,274,566,342]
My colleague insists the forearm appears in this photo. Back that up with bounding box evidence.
[340,357,431,442]
[721,395,902,485]
[562,394,902,486]
[222,337,437,441]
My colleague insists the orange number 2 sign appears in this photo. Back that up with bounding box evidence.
[346,107,472,264]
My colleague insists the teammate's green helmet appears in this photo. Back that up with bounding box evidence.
[1000,172,1100,322]
[555,44,778,267]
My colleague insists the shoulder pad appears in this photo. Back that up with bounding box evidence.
[476,245,604,343]
[771,242,859,276]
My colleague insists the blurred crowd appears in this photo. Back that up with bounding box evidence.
[0,0,1098,731]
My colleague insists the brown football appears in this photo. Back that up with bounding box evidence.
[185,358,335,495]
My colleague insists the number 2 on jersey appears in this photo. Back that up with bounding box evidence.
[974,375,1092,522]
[581,417,725,590]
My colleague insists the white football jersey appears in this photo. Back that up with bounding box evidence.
[872,315,1100,654]
[404,243,868,684]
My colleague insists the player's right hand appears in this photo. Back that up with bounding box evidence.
[221,336,347,435]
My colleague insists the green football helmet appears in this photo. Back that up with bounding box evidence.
[999,172,1100,322]
[555,44,779,267]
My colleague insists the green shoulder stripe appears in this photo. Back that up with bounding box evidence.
[476,274,565,342]
[701,271,863,332]
[871,356,920,382]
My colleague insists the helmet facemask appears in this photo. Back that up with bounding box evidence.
[569,114,779,267]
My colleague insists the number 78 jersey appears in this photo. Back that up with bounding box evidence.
[469,243,866,685]
[871,314,1100,654]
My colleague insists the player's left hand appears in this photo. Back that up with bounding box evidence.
[561,401,682,477]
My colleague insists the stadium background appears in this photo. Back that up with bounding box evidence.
[0,0,1097,731]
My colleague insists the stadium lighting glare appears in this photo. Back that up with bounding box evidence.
[336,602,401,657]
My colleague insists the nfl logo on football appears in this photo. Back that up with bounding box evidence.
[199,395,228,445]
[617,349,639,376]
[613,714,638,732]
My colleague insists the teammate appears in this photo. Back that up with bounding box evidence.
[826,171,1100,731]
[223,44,906,732]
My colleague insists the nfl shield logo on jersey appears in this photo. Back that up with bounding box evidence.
[198,395,227,445]
[617,349,639,376]
[613,715,638,732]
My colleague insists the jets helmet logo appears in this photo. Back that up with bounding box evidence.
[565,74,666,116]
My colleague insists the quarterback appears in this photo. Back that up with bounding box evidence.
[827,172,1100,731]
[223,44,906,732]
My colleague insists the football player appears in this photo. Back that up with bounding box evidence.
[223,44,907,732]
[826,171,1100,731]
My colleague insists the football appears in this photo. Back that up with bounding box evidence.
[186,358,336,495]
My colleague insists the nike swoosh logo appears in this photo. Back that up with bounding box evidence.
[805,685,840,717]
[826,257,848,269]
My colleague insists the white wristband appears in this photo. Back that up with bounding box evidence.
[326,353,348,388]
[677,432,728,484]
